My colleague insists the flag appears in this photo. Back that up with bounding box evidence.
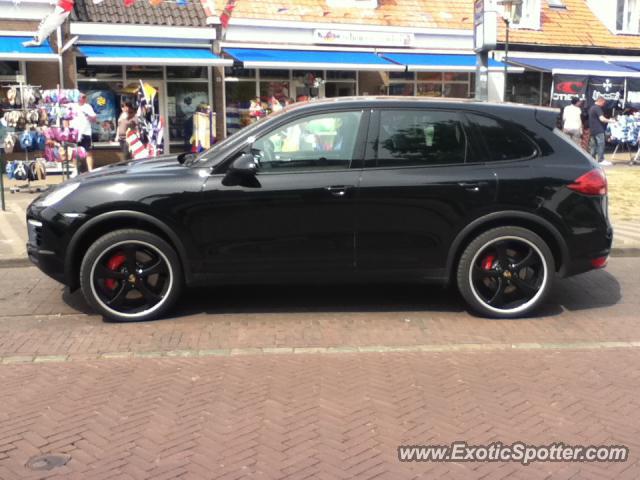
[220,0,237,30]
[23,0,74,47]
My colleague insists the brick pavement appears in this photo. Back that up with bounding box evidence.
[0,258,638,359]
[1,349,640,479]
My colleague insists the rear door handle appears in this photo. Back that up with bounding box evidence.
[325,185,353,197]
[458,181,488,192]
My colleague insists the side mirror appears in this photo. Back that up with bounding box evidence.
[229,152,258,175]
[177,152,196,164]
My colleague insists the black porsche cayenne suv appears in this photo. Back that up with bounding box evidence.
[26,97,612,322]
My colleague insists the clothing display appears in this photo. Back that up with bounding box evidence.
[608,115,640,145]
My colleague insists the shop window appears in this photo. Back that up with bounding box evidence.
[325,82,356,98]
[78,81,123,143]
[444,72,469,82]
[77,57,123,80]
[252,110,363,171]
[226,81,258,135]
[167,82,209,147]
[506,71,546,105]
[417,83,443,97]
[417,72,442,82]
[374,109,467,167]
[260,81,290,103]
[259,69,290,80]
[617,0,640,34]
[388,83,414,96]
[389,71,415,81]
[326,71,357,80]
[0,61,19,77]
[126,65,163,79]
[443,83,469,98]
[167,66,207,79]
[225,66,256,79]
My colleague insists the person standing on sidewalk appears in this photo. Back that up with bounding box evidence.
[117,102,137,160]
[72,93,97,172]
[588,96,615,166]
[563,97,583,145]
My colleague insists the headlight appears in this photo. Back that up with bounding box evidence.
[37,182,80,207]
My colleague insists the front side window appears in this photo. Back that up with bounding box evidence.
[467,113,537,162]
[373,109,467,167]
[251,111,363,171]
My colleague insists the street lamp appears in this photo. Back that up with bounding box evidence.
[498,0,522,102]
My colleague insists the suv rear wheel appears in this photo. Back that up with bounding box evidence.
[457,226,554,318]
[80,229,183,322]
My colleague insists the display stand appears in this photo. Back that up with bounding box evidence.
[1,82,48,194]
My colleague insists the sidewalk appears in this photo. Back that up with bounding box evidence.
[2,164,640,266]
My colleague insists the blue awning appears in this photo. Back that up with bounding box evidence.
[380,53,513,72]
[508,56,640,77]
[79,45,232,67]
[611,60,640,73]
[0,36,58,61]
[224,48,404,71]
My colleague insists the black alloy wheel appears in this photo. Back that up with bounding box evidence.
[457,227,554,318]
[80,229,182,322]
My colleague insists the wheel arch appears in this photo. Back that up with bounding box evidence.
[65,210,191,290]
[446,211,570,285]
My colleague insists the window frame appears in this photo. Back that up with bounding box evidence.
[616,0,640,34]
[463,111,540,164]
[363,107,473,170]
[234,108,371,175]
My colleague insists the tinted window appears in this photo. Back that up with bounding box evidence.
[375,110,467,167]
[252,111,363,171]
[467,114,537,161]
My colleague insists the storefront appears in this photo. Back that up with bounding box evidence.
[506,54,640,108]
[75,45,230,152]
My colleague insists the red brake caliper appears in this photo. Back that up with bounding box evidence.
[104,252,126,290]
[482,254,496,271]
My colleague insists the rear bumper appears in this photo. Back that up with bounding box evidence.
[561,226,613,278]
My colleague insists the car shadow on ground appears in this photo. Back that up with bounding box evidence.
[61,268,622,322]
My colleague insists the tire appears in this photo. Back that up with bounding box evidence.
[80,229,183,322]
[456,226,554,319]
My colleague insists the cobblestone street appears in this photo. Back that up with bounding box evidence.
[0,259,638,478]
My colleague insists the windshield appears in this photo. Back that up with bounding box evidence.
[193,107,291,165]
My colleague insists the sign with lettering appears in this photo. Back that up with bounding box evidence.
[551,74,588,108]
[473,0,497,52]
[587,76,625,108]
[313,29,414,47]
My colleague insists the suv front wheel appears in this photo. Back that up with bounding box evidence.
[457,226,554,318]
[80,229,183,322]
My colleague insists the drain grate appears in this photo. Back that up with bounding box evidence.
[26,454,71,471]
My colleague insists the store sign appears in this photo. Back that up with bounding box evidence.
[551,74,587,107]
[313,29,414,47]
[473,0,497,52]
[626,78,640,108]
[587,76,624,106]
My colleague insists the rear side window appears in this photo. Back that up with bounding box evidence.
[467,113,537,162]
[374,109,467,167]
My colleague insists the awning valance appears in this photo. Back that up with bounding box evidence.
[0,36,58,62]
[224,48,404,71]
[79,45,232,67]
[508,56,640,77]
[379,53,516,72]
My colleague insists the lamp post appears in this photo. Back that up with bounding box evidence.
[497,0,522,103]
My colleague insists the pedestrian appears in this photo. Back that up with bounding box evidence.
[117,102,137,160]
[588,95,615,167]
[72,93,97,171]
[562,97,583,145]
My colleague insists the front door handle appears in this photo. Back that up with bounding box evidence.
[325,185,353,197]
[458,181,488,192]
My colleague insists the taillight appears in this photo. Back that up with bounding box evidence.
[567,169,607,196]
[591,256,608,269]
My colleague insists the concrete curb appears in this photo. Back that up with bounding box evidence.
[1,246,640,269]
